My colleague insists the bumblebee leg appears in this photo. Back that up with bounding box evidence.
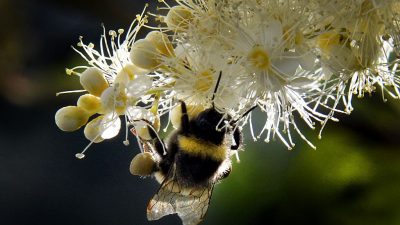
[129,151,156,176]
[230,128,242,150]
[145,125,167,158]
[179,100,190,134]
[218,165,231,180]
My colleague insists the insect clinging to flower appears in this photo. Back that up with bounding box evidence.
[129,72,256,225]
[55,0,400,224]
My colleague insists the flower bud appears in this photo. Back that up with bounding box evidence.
[55,106,89,132]
[145,31,174,57]
[79,67,109,96]
[129,152,156,176]
[165,6,193,32]
[130,39,160,70]
[77,94,102,115]
[84,116,105,143]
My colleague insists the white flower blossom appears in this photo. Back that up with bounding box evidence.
[56,0,400,154]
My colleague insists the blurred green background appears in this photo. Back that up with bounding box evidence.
[1,0,399,225]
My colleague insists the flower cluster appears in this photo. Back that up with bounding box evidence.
[56,0,400,155]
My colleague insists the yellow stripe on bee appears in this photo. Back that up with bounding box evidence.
[178,135,227,161]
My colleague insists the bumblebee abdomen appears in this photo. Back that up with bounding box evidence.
[177,135,227,161]
[176,135,228,186]
[176,152,222,186]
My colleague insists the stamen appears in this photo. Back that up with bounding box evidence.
[75,140,96,160]
[123,115,130,146]
[56,90,87,96]
[249,113,257,141]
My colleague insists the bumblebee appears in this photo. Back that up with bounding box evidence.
[130,72,255,225]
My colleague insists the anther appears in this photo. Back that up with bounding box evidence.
[75,153,85,159]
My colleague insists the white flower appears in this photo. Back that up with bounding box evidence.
[56,6,164,158]
[57,0,400,154]
[314,0,400,113]
[222,13,326,148]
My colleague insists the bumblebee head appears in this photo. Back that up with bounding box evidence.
[192,108,227,145]
[178,70,256,146]
[197,108,225,129]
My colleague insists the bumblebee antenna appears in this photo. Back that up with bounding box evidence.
[241,105,257,119]
[230,104,258,126]
[211,71,222,108]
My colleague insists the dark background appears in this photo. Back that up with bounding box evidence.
[1,1,400,225]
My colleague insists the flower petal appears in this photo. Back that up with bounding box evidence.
[272,55,300,77]
[101,114,121,139]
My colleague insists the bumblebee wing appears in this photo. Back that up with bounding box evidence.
[146,176,176,221]
[147,167,214,225]
[175,186,214,225]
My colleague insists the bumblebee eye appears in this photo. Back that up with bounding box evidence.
[198,118,211,129]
